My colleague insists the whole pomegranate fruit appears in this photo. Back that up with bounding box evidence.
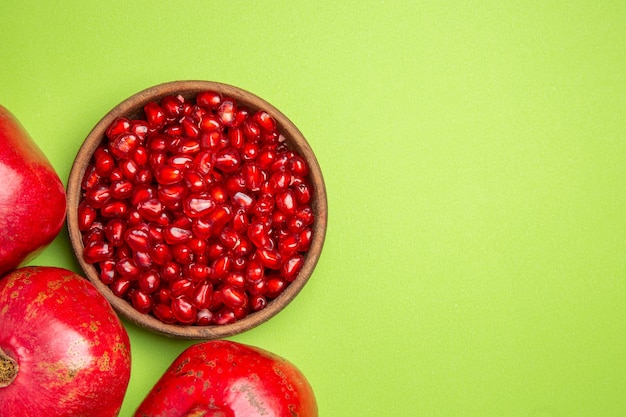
[134,340,318,417]
[0,105,67,277]
[0,266,131,416]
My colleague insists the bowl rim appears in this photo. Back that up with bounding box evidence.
[67,80,328,339]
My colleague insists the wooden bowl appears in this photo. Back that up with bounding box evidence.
[67,80,327,339]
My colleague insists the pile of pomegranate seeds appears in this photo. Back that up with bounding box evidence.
[78,91,315,326]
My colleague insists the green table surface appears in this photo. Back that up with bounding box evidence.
[2,1,625,416]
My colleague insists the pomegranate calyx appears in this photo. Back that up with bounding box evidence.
[0,348,18,388]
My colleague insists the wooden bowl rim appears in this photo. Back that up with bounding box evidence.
[67,80,327,339]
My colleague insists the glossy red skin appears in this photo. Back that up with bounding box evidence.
[0,266,131,416]
[0,105,67,277]
[134,340,318,417]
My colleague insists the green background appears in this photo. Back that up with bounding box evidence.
[2,1,625,415]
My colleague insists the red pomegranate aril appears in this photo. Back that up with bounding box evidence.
[250,294,268,312]
[212,307,237,325]
[178,137,201,154]
[155,164,183,185]
[115,257,140,279]
[257,248,282,270]
[172,243,194,264]
[83,240,114,264]
[191,282,213,310]
[111,277,132,297]
[163,225,193,244]
[294,182,312,205]
[132,290,153,314]
[232,209,249,233]
[81,165,101,191]
[200,130,227,150]
[78,201,97,231]
[170,278,194,298]
[101,200,128,218]
[99,259,117,285]
[253,110,276,132]
[109,167,124,182]
[247,221,272,250]
[243,119,261,141]
[218,227,240,250]
[252,195,275,218]
[184,170,208,193]
[181,116,200,138]
[282,255,304,282]
[133,251,154,269]
[188,238,207,254]
[119,158,140,181]
[161,262,182,282]
[160,95,184,119]
[150,243,173,265]
[199,114,222,131]
[110,179,134,199]
[207,242,226,260]
[219,285,247,309]
[138,271,161,293]
[153,287,172,305]
[183,193,216,218]
[278,234,300,257]
[115,244,132,260]
[232,237,253,258]
[149,149,167,171]
[196,90,222,110]
[217,99,237,126]
[296,206,315,225]
[214,148,241,173]
[229,127,245,149]
[287,217,306,234]
[144,101,166,129]
[131,119,149,139]
[187,263,211,282]
[158,183,188,210]
[225,271,246,288]
[194,150,214,176]
[152,304,177,324]
[171,296,197,324]
[105,218,126,246]
[242,163,265,191]
[106,117,131,140]
[136,198,164,222]
[212,255,232,279]
[241,142,259,161]
[196,309,213,325]
[299,228,313,251]
[85,185,111,208]
[265,276,287,299]
[131,185,156,205]
[234,108,250,127]
[109,132,139,159]
[132,145,149,166]
[276,190,297,216]
[94,147,115,176]
[232,191,254,210]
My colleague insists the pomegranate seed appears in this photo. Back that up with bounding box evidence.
[99,259,117,285]
[214,148,241,173]
[101,200,128,218]
[160,95,184,119]
[94,147,115,176]
[111,278,132,297]
[106,117,131,140]
[183,193,216,218]
[219,285,247,309]
[250,294,268,312]
[257,248,282,270]
[191,282,213,309]
[171,296,197,324]
[196,91,222,110]
[132,290,153,314]
[253,110,276,132]
[83,240,113,263]
[217,99,237,126]
[164,225,193,244]
[144,101,165,129]
[155,164,183,185]
[109,132,139,159]
[153,304,177,324]
[212,307,237,325]
[138,271,160,293]
[130,119,149,139]
[151,243,173,266]
[282,255,304,282]
[78,201,97,231]
[265,276,287,299]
